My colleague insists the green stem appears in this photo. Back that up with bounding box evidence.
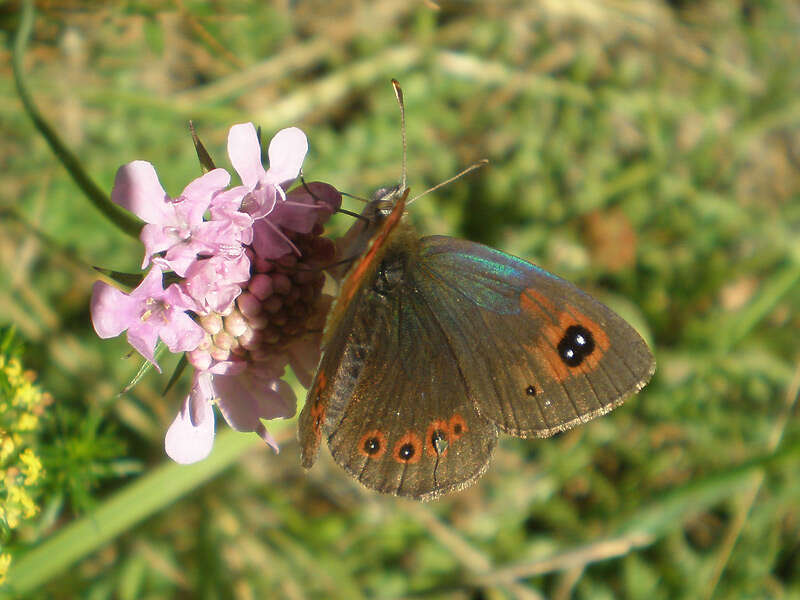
[12,0,142,239]
[3,429,261,597]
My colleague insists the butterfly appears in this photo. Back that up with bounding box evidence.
[298,83,655,501]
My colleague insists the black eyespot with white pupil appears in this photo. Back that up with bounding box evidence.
[398,443,416,460]
[363,437,382,455]
[431,429,447,446]
[526,385,537,396]
[557,325,595,367]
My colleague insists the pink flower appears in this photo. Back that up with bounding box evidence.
[208,185,255,250]
[228,123,307,216]
[91,267,204,371]
[165,363,296,464]
[111,161,232,276]
[181,253,251,315]
[228,124,318,258]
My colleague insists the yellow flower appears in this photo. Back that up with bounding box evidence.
[0,350,48,568]
[15,413,38,432]
[0,435,14,463]
[0,552,11,585]
[20,449,42,486]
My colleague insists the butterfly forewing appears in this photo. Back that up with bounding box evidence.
[415,236,655,438]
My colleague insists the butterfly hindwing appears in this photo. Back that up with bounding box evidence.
[414,236,655,438]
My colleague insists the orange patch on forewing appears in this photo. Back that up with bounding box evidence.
[448,414,468,441]
[425,419,451,457]
[520,288,610,383]
[393,431,423,464]
[519,288,558,319]
[358,429,387,459]
[309,372,328,437]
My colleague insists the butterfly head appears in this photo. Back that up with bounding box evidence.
[369,184,407,217]
[331,185,409,283]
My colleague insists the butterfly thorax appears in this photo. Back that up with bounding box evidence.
[323,187,416,349]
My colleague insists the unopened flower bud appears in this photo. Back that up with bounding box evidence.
[249,274,274,300]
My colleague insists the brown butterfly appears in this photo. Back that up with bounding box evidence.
[298,82,655,500]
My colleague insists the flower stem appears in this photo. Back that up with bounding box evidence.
[12,0,143,239]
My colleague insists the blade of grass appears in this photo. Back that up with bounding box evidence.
[12,0,142,239]
[700,363,800,599]
[716,261,800,352]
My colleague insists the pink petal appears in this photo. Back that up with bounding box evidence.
[210,186,249,216]
[165,382,215,464]
[208,360,247,376]
[213,367,296,434]
[160,244,199,277]
[111,161,169,223]
[266,127,308,185]
[126,321,161,371]
[251,219,296,259]
[267,378,297,419]
[90,281,138,339]
[228,123,265,189]
[271,183,340,234]
[156,309,205,354]
[140,223,181,269]
[181,168,230,204]
[255,422,279,453]
[288,181,342,213]
[242,185,278,220]
[136,265,170,297]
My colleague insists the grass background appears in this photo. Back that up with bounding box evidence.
[1,0,800,598]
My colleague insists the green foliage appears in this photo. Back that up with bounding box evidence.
[1,0,799,598]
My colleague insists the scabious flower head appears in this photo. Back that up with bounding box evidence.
[91,124,341,463]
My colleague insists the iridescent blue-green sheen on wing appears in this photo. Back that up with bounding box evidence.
[419,235,557,314]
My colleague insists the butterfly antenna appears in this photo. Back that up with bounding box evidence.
[391,79,408,193]
[340,191,369,204]
[408,159,489,205]
[300,176,370,223]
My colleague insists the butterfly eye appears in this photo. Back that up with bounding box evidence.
[557,325,596,367]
